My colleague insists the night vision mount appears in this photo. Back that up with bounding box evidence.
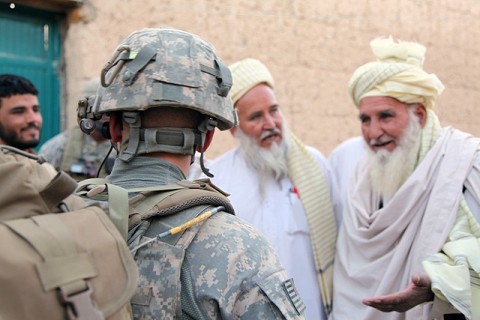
[77,95,102,135]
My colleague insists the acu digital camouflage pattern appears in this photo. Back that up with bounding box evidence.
[130,205,306,319]
[93,28,237,130]
[39,126,115,180]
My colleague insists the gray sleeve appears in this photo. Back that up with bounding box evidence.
[39,131,68,170]
[184,212,306,319]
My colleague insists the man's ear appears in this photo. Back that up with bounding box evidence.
[197,130,215,152]
[109,112,123,143]
[414,104,428,128]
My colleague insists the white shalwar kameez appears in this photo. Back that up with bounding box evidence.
[328,136,366,198]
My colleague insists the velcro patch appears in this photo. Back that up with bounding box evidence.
[131,286,153,306]
[283,278,306,315]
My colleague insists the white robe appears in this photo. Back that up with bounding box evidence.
[331,128,480,320]
[208,146,341,320]
[328,136,366,202]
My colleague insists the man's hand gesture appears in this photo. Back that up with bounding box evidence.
[363,273,434,312]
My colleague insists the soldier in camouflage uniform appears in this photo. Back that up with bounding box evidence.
[77,27,306,319]
[40,78,116,180]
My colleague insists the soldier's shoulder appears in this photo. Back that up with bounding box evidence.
[39,131,68,154]
[187,211,285,279]
[185,211,306,319]
[199,210,266,241]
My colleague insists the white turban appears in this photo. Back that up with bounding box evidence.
[228,58,275,105]
[348,36,445,109]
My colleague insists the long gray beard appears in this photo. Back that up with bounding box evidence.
[366,109,422,204]
[236,126,290,197]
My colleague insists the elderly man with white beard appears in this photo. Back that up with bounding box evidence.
[330,37,480,320]
[204,58,341,320]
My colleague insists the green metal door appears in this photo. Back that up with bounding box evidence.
[0,3,62,148]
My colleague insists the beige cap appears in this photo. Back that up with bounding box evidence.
[228,58,274,105]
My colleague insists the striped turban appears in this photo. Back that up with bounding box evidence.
[348,36,445,109]
[228,58,275,105]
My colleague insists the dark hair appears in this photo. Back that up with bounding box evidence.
[0,74,38,100]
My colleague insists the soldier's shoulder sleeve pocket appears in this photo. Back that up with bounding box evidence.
[257,275,306,319]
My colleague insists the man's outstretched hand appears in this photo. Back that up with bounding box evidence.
[363,273,434,312]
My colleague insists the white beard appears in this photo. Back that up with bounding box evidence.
[366,109,422,203]
[235,125,290,197]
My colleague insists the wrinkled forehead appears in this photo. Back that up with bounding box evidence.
[358,96,407,114]
[235,84,278,112]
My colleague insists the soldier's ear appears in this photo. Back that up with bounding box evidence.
[109,112,123,143]
[196,130,215,152]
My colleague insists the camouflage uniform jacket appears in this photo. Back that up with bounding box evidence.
[39,126,115,180]
[108,156,306,319]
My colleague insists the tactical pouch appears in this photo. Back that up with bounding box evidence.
[0,206,138,320]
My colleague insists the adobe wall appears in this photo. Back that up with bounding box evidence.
[63,0,480,157]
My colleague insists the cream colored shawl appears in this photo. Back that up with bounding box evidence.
[287,132,337,314]
[423,172,480,319]
[332,125,480,320]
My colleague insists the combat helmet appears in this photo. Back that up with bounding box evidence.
[77,28,237,174]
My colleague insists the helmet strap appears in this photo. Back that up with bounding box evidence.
[194,117,218,178]
[141,127,199,155]
[118,113,218,179]
[118,125,202,162]
[118,111,142,162]
[197,146,212,178]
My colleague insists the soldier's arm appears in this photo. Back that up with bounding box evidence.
[185,212,306,319]
[233,270,306,319]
